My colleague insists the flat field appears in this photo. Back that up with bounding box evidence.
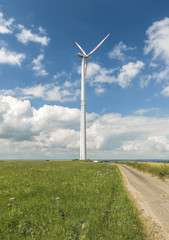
[119,161,169,179]
[0,161,145,240]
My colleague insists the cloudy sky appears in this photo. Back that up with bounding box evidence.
[1,0,169,160]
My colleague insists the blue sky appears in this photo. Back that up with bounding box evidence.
[1,0,169,160]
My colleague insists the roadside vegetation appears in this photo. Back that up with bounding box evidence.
[0,160,146,239]
[118,161,169,179]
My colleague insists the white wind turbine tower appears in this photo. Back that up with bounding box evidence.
[75,33,110,160]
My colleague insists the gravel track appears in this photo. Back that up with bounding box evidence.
[118,164,169,240]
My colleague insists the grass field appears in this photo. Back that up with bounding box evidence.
[119,161,169,179]
[0,160,146,240]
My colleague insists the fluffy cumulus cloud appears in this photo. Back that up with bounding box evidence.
[0,81,80,102]
[0,96,35,141]
[84,62,116,87]
[0,95,169,159]
[84,61,144,88]
[144,17,169,63]
[122,136,169,154]
[0,10,50,47]
[84,62,102,77]
[0,95,80,139]
[0,95,96,159]
[135,18,169,89]
[21,83,80,102]
[117,61,144,88]
[32,54,48,76]
[0,10,50,69]
[0,12,14,34]
[108,41,136,61]
[16,24,50,46]
[161,86,169,97]
[87,113,169,159]
[0,47,25,66]
[139,67,169,88]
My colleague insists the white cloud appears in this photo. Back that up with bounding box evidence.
[91,67,116,84]
[54,71,69,80]
[63,80,79,89]
[139,74,154,88]
[0,95,169,159]
[87,113,169,159]
[0,96,95,159]
[139,67,169,88]
[117,61,145,88]
[108,41,136,61]
[22,85,45,98]
[95,86,105,94]
[0,81,80,102]
[83,62,102,78]
[0,12,14,34]
[21,84,80,102]
[32,104,80,131]
[0,47,25,66]
[0,89,15,96]
[144,17,169,63]
[149,62,158,68]
[32,54,48,76]
[38,26,46,35]
[134,108,159,116]
[148,136,169,151]
[85,61,144,88]
[0,40,8,47]
[122,136,169,153]
[0,95,80,144]
[161,86,169,97]
[16,24,50,46]
[154,68,169,83]
[141,18,169,89]
[0,95,34,141]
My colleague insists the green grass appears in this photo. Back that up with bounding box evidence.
[119,161,169,179]
[0,161,146,240]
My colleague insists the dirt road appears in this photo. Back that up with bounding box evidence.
[118,164,169,240]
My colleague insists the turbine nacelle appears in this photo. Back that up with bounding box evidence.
[75,33,110,78]
[75,33,110,59]
[77,52,88,58]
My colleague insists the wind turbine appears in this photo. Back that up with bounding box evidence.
[75,33,110,160]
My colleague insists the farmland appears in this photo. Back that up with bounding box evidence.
[0,160,145,239]
[119,161,169,179]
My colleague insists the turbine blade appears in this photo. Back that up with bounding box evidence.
[88,33,110,56]
[75,42,86,55]
[85,58,88,78]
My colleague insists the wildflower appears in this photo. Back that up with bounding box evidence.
[10,197,14,200]
[7,203,12,206]
[55,197,60,200]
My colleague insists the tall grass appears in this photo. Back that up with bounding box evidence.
[120,161,169,179]
[0,161,145,239]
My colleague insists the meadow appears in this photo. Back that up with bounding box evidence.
[119,161,169,179]
[0,160,146,240]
